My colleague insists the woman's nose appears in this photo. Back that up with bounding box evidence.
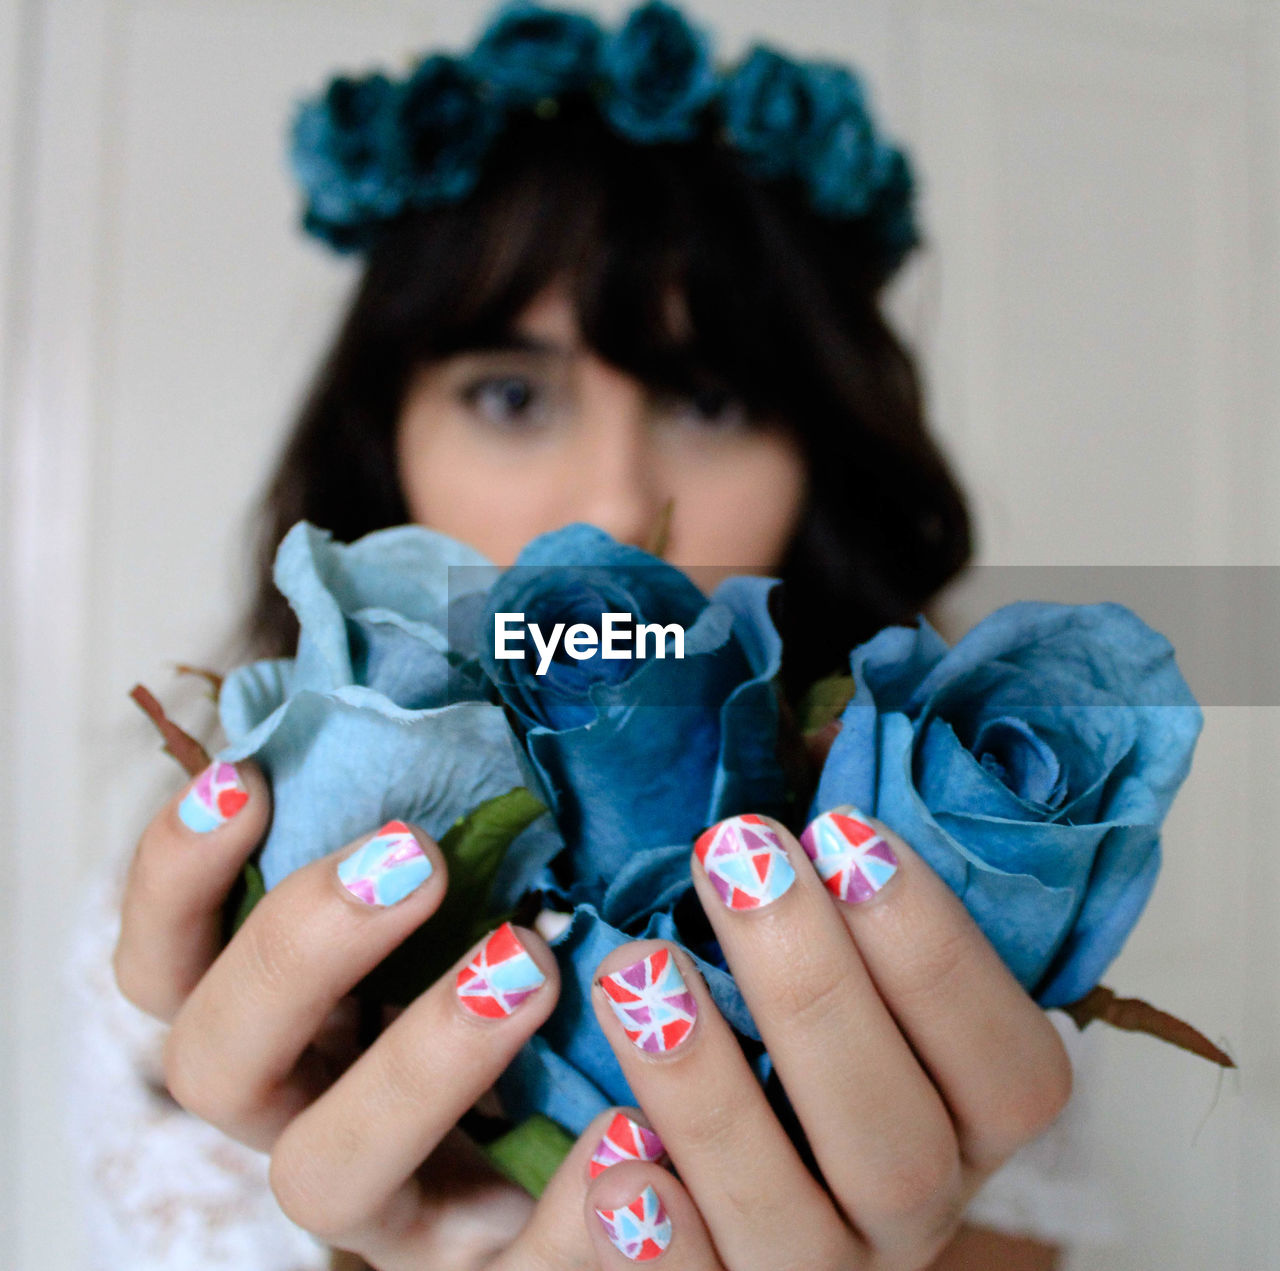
[570,360,667,549]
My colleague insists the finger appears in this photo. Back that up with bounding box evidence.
[593,941,859,1271]
[114,760,269,1022]
[266,922,558,1254]
[489,1107,670,1271]
[588,1163,724,1269]
[800,806,1074,1173]
[692,815,963,1264]
[163,820,447,1150]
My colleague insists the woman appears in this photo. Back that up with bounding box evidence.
[82,4,1084,1268]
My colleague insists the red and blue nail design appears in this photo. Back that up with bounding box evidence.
[601,949,697,1053]
[178,761,248,833]
[456,923,546,1018]
[589,1113,666,1179]
[800,808,899,904]
[337,821,432,906]
[695,814,795,911]
[595,1185,673,1261]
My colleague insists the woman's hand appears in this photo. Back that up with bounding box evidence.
[581,810,1073,1270]
[110,759,649,1270]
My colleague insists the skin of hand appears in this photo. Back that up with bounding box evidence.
[112,767,1070,1270]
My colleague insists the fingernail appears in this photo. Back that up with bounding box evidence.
[800,807,899,904]
[178,762,248,833]
[590,1113,666,1179]
[695,814,795,911]
[596,1184,673,1261]
[338,821,432,907]
[455,923,546,1018]
[600,949,696,1053]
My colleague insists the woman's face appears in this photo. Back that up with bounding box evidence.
[395,283,808,588]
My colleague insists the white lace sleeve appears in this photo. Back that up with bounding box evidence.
[961,1010,1120,1248]
[62,844,330,1271]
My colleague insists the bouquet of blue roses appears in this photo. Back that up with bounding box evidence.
[133,518,1225,1192]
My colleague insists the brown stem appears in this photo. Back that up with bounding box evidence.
[129,683,211,777]
[1061,985,1235,1068]
[174,663,224,698]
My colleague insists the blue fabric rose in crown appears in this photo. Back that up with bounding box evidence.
[810,601,1204,1009]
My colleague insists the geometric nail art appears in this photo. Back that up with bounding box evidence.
[800,808,899,904]
[600,948,697,1053]
[694,814,795,911]
[455,922,546,1018]
[337,820,432,907]
[177,761,249,833]
[589,1112,666,1179]
[595,1184,673,1261]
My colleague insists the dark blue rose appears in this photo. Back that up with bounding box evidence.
[392,55,503,207]
[720,46,849,182]
[865,144,920,270]
[468,1,603,106]
[289,73,405,247]
[480,523,785,891]
[598,0,717,143]
[478,523,786,1133]
[798,63,879,218]
[811,602,1203,1009]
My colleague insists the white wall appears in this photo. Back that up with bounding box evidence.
[2,1,1276,1267]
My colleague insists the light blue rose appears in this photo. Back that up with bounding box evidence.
[468,1,603,106]
[218,522,553,896]
[811,602,1204,1008]
[598,0,717,144]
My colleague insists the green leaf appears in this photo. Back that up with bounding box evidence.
[481,1114,576,1198]
[223,859,266,943]
[357,786,547,1006]
[797,673,856,732]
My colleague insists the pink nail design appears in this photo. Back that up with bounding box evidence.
[600,949,697,1053]
[589,1113,666,1179]
[800,808,899,903]
[337,820,432,906]
[178,762,248,832]
[595,1185,672,1261]
[455,923,545,1018]
[694,814,795,910]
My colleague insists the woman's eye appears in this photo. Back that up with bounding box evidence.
[460,375,544,427]
[669,385,749,431]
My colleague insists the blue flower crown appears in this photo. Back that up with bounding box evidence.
[289,0,921,274]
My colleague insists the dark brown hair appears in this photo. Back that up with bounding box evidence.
[244,102,971,697]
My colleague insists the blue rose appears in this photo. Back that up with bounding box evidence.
[218,522,554,896]
[719,47,850,183]
[469,1,603,107]
[392,55,503,208]
[796,63,880,218]
[811,602,1203,1009]
[477,523,786,1132]
[289,73,406,248]
[864,144,920,270]
[598,0,717,144]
